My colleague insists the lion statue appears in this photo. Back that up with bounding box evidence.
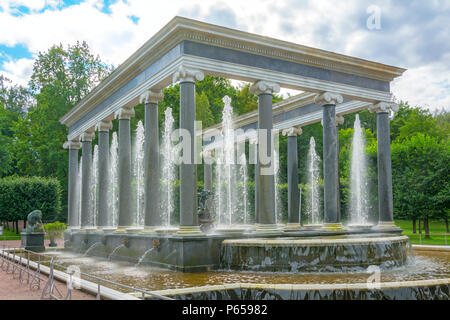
[25,210,43,233]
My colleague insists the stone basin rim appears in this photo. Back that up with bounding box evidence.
[147,277,450,297]
[221,235,410,246]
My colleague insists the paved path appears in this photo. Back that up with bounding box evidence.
[0,239,95,300]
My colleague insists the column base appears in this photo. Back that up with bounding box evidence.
[139,226,159,234]
[81,227,98,232]
[114,226,129,234]
[97,226,117,232]
[283,223,303,230]
[321,223,345,231]
[254,224,280,233]
[125,227,144,233]
[67,227,81,232]
[176,226,204,236]
[373,221,402,230]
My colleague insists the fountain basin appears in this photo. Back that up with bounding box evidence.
[220,235,411,272]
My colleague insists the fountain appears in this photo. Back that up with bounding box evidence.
[214,96,246,234]
[77,156,82,228]
[83,242,103,257]
[238,153,250,225]
[160,107,177,232]
[108,244,125,261]
[90,145,98,227]
[132,120,145,228]
[304,137,322,228]
[135,248,156,267]
[109,132,119,228]
[348,114,372,228]
[274,149,282,224]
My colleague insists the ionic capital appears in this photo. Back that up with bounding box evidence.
[63,140,81,150]
[80,130,95,142]
[96,119,113,132]
[314,92,343,105]
[282,126,303,137]
[140,89,163,105]
[172,66,204,83]
[250,80,280,96]
[369,102,399,114]
[114,106,135,120]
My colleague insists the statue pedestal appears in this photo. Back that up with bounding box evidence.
[21,232,45,252]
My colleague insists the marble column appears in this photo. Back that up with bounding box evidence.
[80,130,95,229]
[369,102,400,229]
[95,118,112,229]
[114,106,135,232]
[173,66,204,235]
[282,126,303,229]
[140,90,164,231]
[63,140,81,229]
[250,81,280,233]
[315,92,344,230]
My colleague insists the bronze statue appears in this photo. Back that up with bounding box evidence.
[25,210,43,233]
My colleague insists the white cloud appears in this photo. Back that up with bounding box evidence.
[0,0,448,111]
[0,57,34,86]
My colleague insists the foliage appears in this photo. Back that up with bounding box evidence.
[0,177,61,223]
[41,221,66,239]
[390,133,450,222]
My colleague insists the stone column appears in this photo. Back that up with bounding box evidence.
[369,102,400,229]
[95,118,112,229]
[63,140,81,229]
[80,130,95,230]
[315,92,344,230]
[114,106,135,232]
[250,81,280,233]
[282,126,303,229]
[140,90,164,232]
[173,66,204,235]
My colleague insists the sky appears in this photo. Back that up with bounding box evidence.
[0,0,449,111]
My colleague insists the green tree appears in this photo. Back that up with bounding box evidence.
[391,133,450,238]
[10,42,111,221]
[196,91,214,128]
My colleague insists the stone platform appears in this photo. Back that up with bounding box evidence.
[64,227,403,272]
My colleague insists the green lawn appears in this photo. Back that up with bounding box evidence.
[396,220,449,245]
[0,227,21,240]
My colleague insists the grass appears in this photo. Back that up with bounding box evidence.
[0,227,21,240]
[396,220,449,245]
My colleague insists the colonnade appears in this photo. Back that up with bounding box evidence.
[64,66,399,234]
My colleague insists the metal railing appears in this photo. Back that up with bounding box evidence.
[0,245,173,300]
[403,232,450,245]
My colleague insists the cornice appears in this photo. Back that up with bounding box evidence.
[60,16,406,130]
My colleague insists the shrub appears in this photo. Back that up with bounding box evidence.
[0,177,61,224]
[42,221,66,245]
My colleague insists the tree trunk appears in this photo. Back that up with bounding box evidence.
[23,220,26,229]
[446,217,449,233]
[15,220,19,235]
[424,216,430,239]
[418,219,422,234]
[412,219,417,234]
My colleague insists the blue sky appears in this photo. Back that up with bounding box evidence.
[0,0,449,111]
